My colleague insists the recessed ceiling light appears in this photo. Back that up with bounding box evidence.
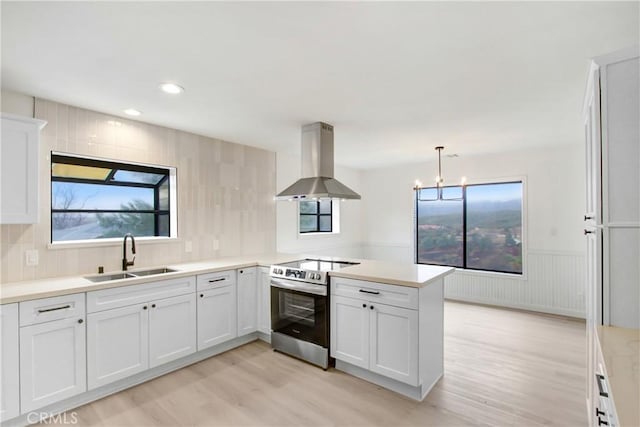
[159,82,185,94]
[123,108,141,116]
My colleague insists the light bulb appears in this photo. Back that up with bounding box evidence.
[460,176,467,186]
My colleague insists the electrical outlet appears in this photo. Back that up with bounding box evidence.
[25,250,39,266]
[185,240,192,253]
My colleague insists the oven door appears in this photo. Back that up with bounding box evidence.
[270,278,327,348]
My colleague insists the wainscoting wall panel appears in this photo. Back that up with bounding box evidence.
[444,250,585,318]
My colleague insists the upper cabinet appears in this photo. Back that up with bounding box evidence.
[0,113,47,224]
[583,46,640,328]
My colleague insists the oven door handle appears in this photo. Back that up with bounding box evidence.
[270,277,327,296]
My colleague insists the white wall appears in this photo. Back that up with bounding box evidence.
[360,144,586,317]
[275,149,363,258]
[1,89,34,116]
[1,96,277,283]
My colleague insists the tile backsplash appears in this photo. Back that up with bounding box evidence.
[1,99,276,283]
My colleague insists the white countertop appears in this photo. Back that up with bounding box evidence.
[0,253,454,304]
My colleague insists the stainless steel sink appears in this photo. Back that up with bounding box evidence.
[85,272,137,282]
[85,267,177,282]
[129,267,177,277]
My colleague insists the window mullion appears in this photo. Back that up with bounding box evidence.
[462,186,467,269]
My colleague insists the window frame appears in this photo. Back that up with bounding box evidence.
[50,152,177,244]
[414,179,525,276]
[298,200,333,234]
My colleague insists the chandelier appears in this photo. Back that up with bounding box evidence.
[413,146,466,201]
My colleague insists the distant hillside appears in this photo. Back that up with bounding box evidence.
[417,199,521,229]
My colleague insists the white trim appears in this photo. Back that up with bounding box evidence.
[444,296,585,320]
[49,151,179,245]
[297,199,340,238]
[48,236,181,250]
[413,175,528,278]
[592,45,640,67]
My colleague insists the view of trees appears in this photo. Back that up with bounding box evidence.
[417,183,522,274]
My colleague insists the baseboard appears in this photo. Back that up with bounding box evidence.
[445,296,585,319]
[1,333,261,427]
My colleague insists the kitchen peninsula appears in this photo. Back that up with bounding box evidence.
[0,254,452,426]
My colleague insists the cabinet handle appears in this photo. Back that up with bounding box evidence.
[598,417,609,426]
[240,270,243,274]
[584,229,595,235]
[37,304,71,313]
[370,305,374,310]
[596,374,609,397]
[208,278,226,283]
[77,318,84,324]
[362,303,367,308]
[200,294,204,298]
[584,215,594,221]
[359,289,380,295]
[151,304,156,308]
[143,306,148,310]
[596,408,605,417]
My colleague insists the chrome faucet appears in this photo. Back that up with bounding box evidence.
[122,233,136,271]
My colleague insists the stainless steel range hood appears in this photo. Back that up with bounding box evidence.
[276,122,361,200]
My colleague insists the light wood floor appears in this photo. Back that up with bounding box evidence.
[56,301,587,426]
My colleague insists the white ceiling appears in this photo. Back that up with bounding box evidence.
[2,2,638,169]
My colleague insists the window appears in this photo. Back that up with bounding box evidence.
[51,153,176,242]
[416,181,523,274]
[299,200,333,233]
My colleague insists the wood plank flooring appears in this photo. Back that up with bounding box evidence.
[55,301,587,426]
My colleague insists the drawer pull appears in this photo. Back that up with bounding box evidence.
[37,304,71,313]
[596,374,609,398]
[584,229,595,235]
[78,319,84,324]
[598,417,609,426]
[359,289,380,295]
[208,278,226,283]
[596,408,605,417]
[584,215,594,221]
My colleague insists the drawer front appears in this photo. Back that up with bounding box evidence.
[19,293,85,326]
[331,277,418,310]
[87,276,196,313]
[197,269,236,291]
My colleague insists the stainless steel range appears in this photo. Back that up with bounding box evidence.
[269,259,359,369]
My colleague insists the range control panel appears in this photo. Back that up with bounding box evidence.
[269,266,327,285]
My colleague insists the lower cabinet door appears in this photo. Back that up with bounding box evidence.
[197,285,237,350]
[149,293,197,368]
[330,295,369,369]
[369,303,419,386]
[237,268,258,336]
[257,267,271,334]
[20,317,86,412]
[87,303,149,390]
[1,304,20,421]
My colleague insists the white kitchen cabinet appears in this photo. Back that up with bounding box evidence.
[331,295,369,369]
[0,113,46,224]
[20,317,86,413]
[149,293,196,368]
[86,276,197,389]
[331,294,418,386]
[369,301,418,385]
[197,284,237,350]
[257,267,271,334]
[87,303,149,390]
[0,304,20,422]
[583,47,640,330]
[237,267,258,336]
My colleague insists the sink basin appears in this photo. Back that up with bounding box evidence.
[85,267,177,283]
[85,272,137,282]
[129,267,177,277]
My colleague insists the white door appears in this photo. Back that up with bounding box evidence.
[257,267,271,334]
[87,303,149,390]
[149,293,197,368]
[197,285,237,350]
[330,295,369,369]
[237,267,258,336]
[369,303,419,386]
[20,317,86,412]
[0,304,20,421]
